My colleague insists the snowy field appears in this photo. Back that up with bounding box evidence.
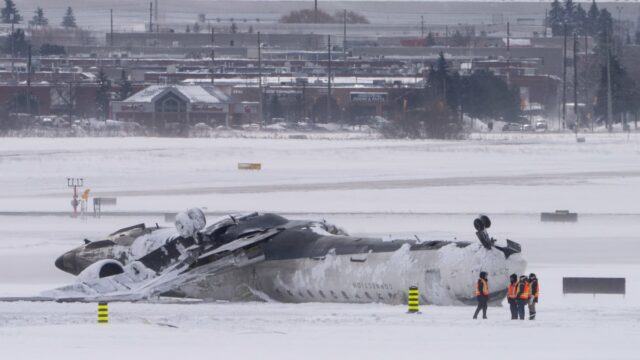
[1,134,639,359]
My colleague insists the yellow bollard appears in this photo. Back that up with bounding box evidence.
[407,286,420,314]
[97,302,109,324]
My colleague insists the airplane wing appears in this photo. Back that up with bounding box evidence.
[42,228,281,302]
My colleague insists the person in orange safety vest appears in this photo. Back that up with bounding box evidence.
[515,275,530,320]
[473,271,489,319]
[507,273,519,320]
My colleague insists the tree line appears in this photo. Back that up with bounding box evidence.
[1,0,77,28]
[385,52,520,139]
[548,0,638,128]
[547,0,612,37]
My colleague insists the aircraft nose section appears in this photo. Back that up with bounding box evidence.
[54,251,78,274]
[54,254,65,271]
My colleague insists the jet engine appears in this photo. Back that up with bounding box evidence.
[76,259,124,282]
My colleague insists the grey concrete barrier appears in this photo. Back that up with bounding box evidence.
[541,210,578,222]
[563,277,625,295]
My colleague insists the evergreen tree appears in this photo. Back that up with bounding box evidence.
[564,0,576,35]
[193,22,200,33]
[461,69,521,122]
[594,8,613,57]
[575,4,587,35]
[95,69,112,119]
[428,52,449,98]
[595,54,638,121]
[30,7,48,27]
[586,0,600,36]
[425,32,435,46]
[548,0,565,36]
[62,7,77,29]
[4,28,29,55]
[230,22,238,34]
[117,70,132,101]
[1,0,21,23]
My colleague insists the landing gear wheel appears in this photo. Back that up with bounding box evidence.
[480,215,491,229]
[473,218,485,232]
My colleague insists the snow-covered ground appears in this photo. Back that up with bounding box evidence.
[1,134,639,359]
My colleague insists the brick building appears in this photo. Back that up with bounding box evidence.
[112,84,258,127]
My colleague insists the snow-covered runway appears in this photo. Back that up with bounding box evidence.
[2,299,639,360]
[1,134,639,359]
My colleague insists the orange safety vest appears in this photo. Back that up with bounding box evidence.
[519,281,530,300]
[507,281,518,299]
[475,278,489,296]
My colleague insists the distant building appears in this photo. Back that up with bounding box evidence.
[111,84,257,127]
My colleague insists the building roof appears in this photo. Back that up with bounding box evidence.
[123,84,230,104]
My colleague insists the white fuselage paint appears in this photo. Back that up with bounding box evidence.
[179,243,527,305]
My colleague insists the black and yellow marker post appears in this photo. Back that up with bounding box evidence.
[97,302,109,324]
[407,286,420,314]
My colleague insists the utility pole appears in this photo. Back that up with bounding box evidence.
[155,0,159,25]
[68,82,74,122]
[343,9,347,71]
[302,81,307,120]
[27,45,32,115]
[507,22,510,53]
[573,32,578,131]
[327,35,332,123]
[606,33,613,132]
[210,27,215,85]
[562,23,567,130]
[585,34,593,131]
[149,2,153,33]
[544,9,548,38]
[314,0,318,23]
[10,15,15,76]
[445,25,449,47]
[421,15,424,37]
[110,9,114,47]
[258,32,263,127]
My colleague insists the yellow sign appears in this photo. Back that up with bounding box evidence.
[238,163,262,170]
[82,189,91,201]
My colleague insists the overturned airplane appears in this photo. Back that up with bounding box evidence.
[47,210,526,305]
